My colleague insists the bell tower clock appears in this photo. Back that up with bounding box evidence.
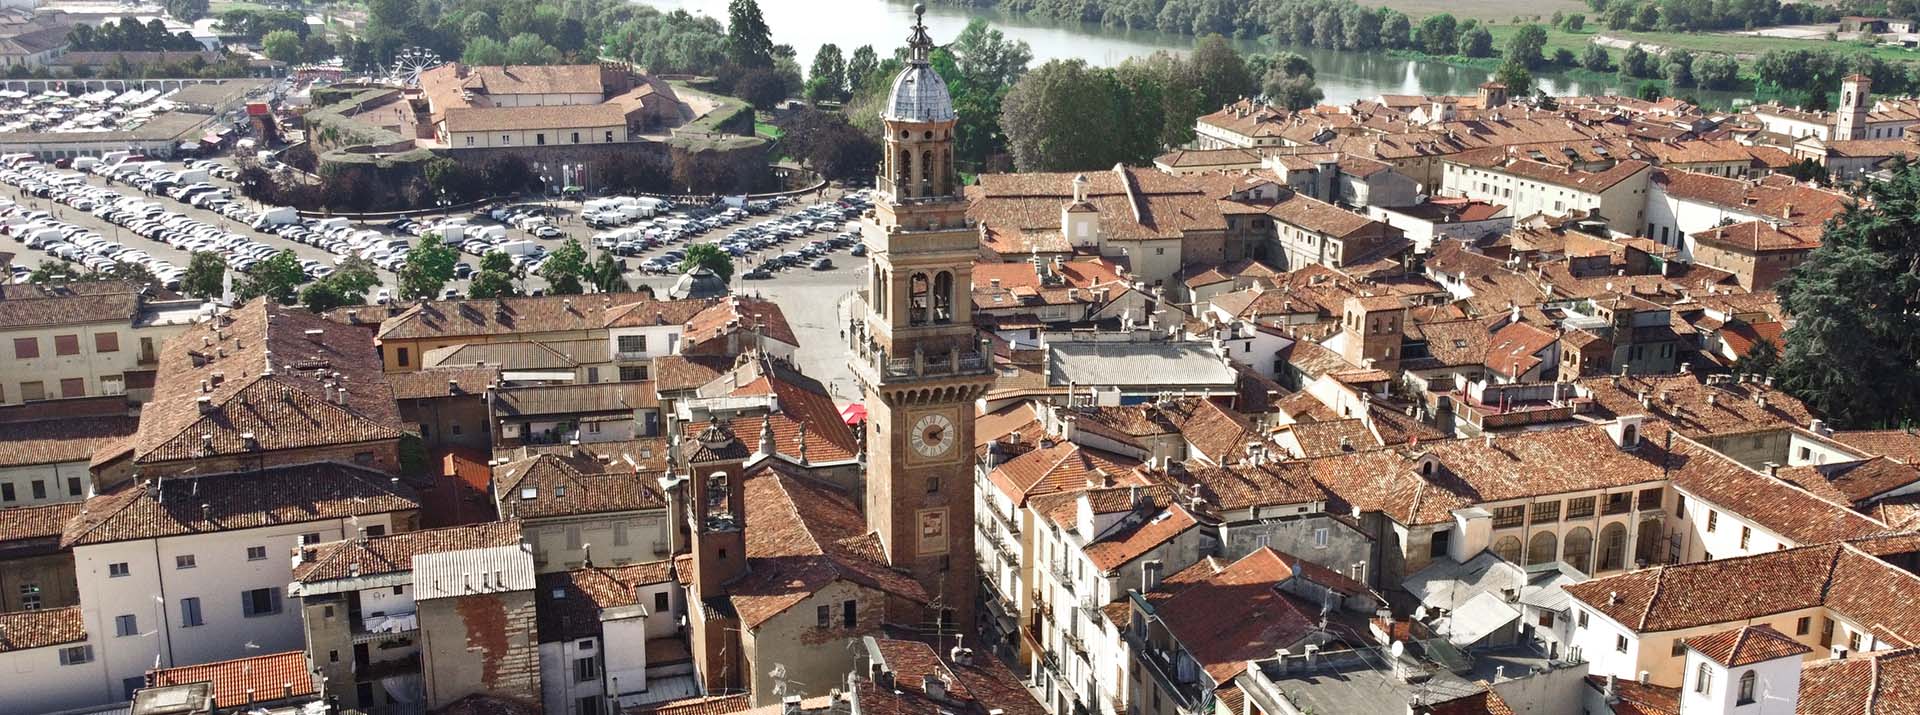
[848,4,989,637]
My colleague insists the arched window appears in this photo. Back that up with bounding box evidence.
[1694,663,1713,694]
[705,471,729,513]
[1623,424,1638,448]
[1737,671,1756,704]
[920,149,934,195]
[932,271,953,324]
[1563,527,1594,574]
[1636,518,1665,566]
[1598,522,1629,572]
[1527,531,1558,566]
[909,273,930,326]
[897,149,912,195]
[1492,535,1523,563]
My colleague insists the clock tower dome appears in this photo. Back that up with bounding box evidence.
[848,4,989,638]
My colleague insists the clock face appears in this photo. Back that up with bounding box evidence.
[909,413,956,458]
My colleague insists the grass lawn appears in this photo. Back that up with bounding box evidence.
[755,121,783,139]
[210,0,279,13]
[1351,0,1587,22]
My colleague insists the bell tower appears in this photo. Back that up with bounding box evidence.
[848,4,988,638]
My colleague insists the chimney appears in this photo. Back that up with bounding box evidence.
[1764,461,1779,477]
[1638,670,1651,684]
[922,674,947,702]
[950,646,975,666]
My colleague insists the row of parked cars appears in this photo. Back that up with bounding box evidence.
[1,196,186,286]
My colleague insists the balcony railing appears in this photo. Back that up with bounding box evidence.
[1063,631,1089,657]
[615,350,650,362]
[1050,561,1075,594]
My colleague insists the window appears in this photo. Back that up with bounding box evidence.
[619,365,649,381]
[605,130,614,143]
[95,332,118,353]
[301,533,322,545]
[566,526,582,550]
[617,335,647,354]
[123,677,143,701]
[817,604,830,628]
[1849,631,1864,652]
[1429,530,1450,558]
[13,337,37,359]
[1797,617,1811,636]
[1604,492,1634,515]
[0,483,10,502]
[842,599,857,628]
[67,477,81,497]
[1740,526,1752,549]
[1615,635,1629,653]
[1638,488,1663,510]
[1567,497,1596,519]
[366,525,385,537]
[115,614,137,637]
[572,132,580,144]
[355,452,375,465]
[466,136,476,146]
[29,480,44,499]
[1821,618,1835,647]
[536,133,547,145]
[1737,671,1756,705]
[59,645,92,665]
[1531,501,1561,524]
[927,476,940,494]
[396,347,410,367]
[59,377,84,398]
[1675,495,1686,520]
[241,587,282,617]
[655,592,669,612]
[180,597,203,627]
[175,554,196,570]
[1672,639,1687,657]
[108,562,129,578]
[1706,511,1719,532]
[587,367,600,383]
[246,546,267,560]
[1492,505,1525,529]
[578,697,604,715]
[1695,663,1712,693]
[574,655,598,682]
[502,134,511,144]
[53,334,78,356]
[1578,611,1589,629]
[613,522,629,546]
[1313,527,1329,549]
[20,381,43,402]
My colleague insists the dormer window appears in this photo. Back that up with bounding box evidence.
[521,487,538,500]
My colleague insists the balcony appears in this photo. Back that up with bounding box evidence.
[1049,561,1075,594]
[615,350,651,362]
[1062,631,1089,658]
[983,499,1021,536]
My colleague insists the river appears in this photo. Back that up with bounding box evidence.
[638,0,1744,106]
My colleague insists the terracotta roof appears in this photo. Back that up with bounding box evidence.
[1682,624,1811,667]
[62,463,419,547]
[654,355,733,393]
[1719,320,1785,359]
[1692,221,1820,253]
[983,440,1146,506]
[1035,491,1197,570]
[1484,320,1557,377]
[1162,398,1259,464]
[627,694,752,715]
[971,166,1227,241]
[0,502,83,544]
[494,451,666,520]
[388,365,498,401]
[1584,677,1679,715]
[376,292,670,340]
[536,560,674,642]
[0,280,143,330]
[292,521,522,583]
[1263,190,1385,238]
[1797,646,1920,715]
[1576,373,1813,437]
[1651,170,1849,226]
[1779,457,1920,505]
[1152,548,1334,684]
[0,605,85,652]
[419,63,607,102]
[728,466,928,627]
[147,651,316,706]
[0,415,138,467]
[135,300,403,464]
[1280,418,1380,458]
[421,340,600,371]
[1565,543,1920,643]
[1831,429,1920,465]
[493,381,657,417]
[1669,435,1889,545]
[679,297,799,351]
[1421,686,1517,715]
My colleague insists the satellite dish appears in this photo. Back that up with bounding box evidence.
[1390,641,1406,659]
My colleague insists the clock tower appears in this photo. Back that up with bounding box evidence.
[849,4,989,637]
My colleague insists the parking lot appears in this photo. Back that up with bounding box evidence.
[2,153,872,398]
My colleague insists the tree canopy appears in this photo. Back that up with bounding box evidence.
[681,243,733,283]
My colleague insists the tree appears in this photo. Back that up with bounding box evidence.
[468,251,521,298]
[808,43,846,103]
[1494,62,1535,95]
[680,242,733,283]
[586,253,630,293]
[398,236,459,300]
[1663,48,1696,88]
[846,44,879,93]
[182,251,226,300]
[30,260,87,284]
[165,0,209,22]
[237,250,305,305]
[1692,52,1739,89]
[1562,13,1587,31]
[1417,13,1458,55]
[1381,10,1413,49]
[1581,44,1613,72]
[1002,59,1130,171]
[329,256,381,303]
[112,261,162,291]
[725,0,774,68]
[1187,35,1254,109]
[1506,23,1548,68]
[1553,48,1578,67]
[777,108,882,180]
[1621,45,1656,78]
[262,29,302,64]
[1635,80,1664,100]
[1459,27,1494,58]
[1773,161,1920,427]
[1261,55,1323,110]
[944,19,1032,168]
[539,238,589,295]
[300,281,348,313]
[1733,336,1780,379]
[733,67,787,110]
[1782,157,1831,185]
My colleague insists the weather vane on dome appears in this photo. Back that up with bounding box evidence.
[907,3,934,65]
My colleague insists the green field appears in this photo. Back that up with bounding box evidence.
[755,121,783,139]
[1351,0,1589,23]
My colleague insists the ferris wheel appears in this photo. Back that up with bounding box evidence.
[388,47,443,87]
